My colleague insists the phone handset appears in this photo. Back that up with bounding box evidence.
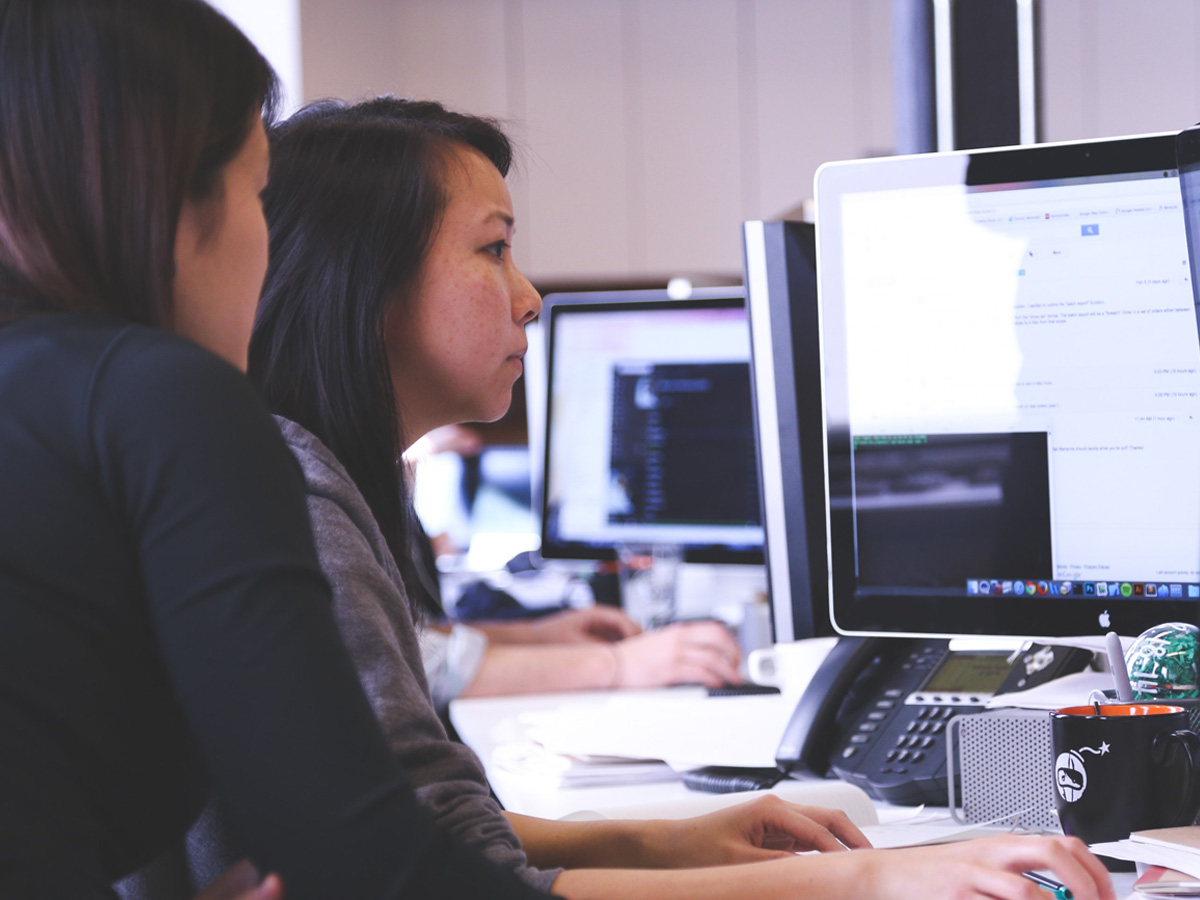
[775,635,908,775]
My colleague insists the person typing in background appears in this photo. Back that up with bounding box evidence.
[405,510,745,710]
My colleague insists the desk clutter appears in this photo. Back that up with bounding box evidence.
[477,638,1110,810]
[462,627,1200,878]
[943,695,1200,836]
[1092,827,1200,879]
[492,688,793,782]
[770,637,1095,807]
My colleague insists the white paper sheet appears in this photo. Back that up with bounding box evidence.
[1092,828,1200,882]
[861,813,1018,849]
[1089,841,1200,881]
[985,670,1116,710]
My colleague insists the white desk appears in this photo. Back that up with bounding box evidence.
[450,683,946,829]
[448,636,841,820]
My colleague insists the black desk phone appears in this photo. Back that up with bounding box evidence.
[772,636,1092,806]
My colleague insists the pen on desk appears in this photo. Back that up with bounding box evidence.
[1022,871,1073,900]
[1135,882,1200,896]
[1106,630,1134,703]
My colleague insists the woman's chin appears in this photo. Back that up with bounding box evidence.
[479,394,514,424]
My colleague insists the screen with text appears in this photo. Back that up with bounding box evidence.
[543,303,764,556]
[838,170,1200,598]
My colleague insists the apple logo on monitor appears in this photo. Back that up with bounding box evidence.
[1098,610,1111,629]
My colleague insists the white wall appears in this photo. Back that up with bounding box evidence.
[1040,0,1200,144]
[299,0,892,283]
[208,0,304,115]
[296,0,1200,283]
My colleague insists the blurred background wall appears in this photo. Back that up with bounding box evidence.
[216,0,1200,286]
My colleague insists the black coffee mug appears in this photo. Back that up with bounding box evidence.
[1051,703,1200,844]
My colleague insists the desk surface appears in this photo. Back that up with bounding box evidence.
[452,684,939,826]
[450,686,711,820]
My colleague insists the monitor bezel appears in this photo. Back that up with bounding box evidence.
[536,288,765,566]
[1177,124,1200,332]
[817,132,1199,639]
[741,220,833,641]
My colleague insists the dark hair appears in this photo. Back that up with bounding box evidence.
[250,97,513,611]
[0,0,278,324]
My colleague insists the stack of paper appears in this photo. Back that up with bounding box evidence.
[491,740,678,789]
[1090,827,1200,878]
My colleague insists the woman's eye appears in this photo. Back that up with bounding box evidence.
[485,240,510,259]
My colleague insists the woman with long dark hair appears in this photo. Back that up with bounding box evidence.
[0,3,553,898]
[240,96,1117,900]
[256,94,743,709]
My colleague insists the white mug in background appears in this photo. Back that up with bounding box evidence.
[747,637,839,695]
[737,593,773,659]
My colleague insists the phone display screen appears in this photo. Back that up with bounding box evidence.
[918,652,1013,695]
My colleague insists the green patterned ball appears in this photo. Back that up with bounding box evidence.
[1126,622,1200,700]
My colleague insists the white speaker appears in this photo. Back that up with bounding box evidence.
[946,709,1061,833]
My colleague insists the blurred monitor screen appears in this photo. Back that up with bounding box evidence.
[538,289,764,564]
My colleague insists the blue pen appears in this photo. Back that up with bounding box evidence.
[1023,871,1073,900]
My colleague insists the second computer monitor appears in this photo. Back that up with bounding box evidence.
[538,289,764,564]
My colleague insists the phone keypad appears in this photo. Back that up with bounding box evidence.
[830,642,989,806]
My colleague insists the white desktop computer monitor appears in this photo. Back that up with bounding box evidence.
[741,220,832,641]
[804,133,1200,639]
[537,289,764,565]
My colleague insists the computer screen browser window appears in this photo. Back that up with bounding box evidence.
[817,133,1200,637]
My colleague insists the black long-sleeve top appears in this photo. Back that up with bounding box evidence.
[0,314,550,899]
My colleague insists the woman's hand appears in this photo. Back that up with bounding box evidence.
[650,795,870,868]
[524,606,642,644]
[854,835,1115,900]
[615,620,742,688]
[196,861,283,900]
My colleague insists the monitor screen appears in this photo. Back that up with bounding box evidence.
[539,290,764,564]
[816,132,1200,638]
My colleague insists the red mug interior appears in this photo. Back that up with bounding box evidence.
[1056,704,1185,717]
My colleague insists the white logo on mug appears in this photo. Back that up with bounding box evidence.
[1054,742,1111,803]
